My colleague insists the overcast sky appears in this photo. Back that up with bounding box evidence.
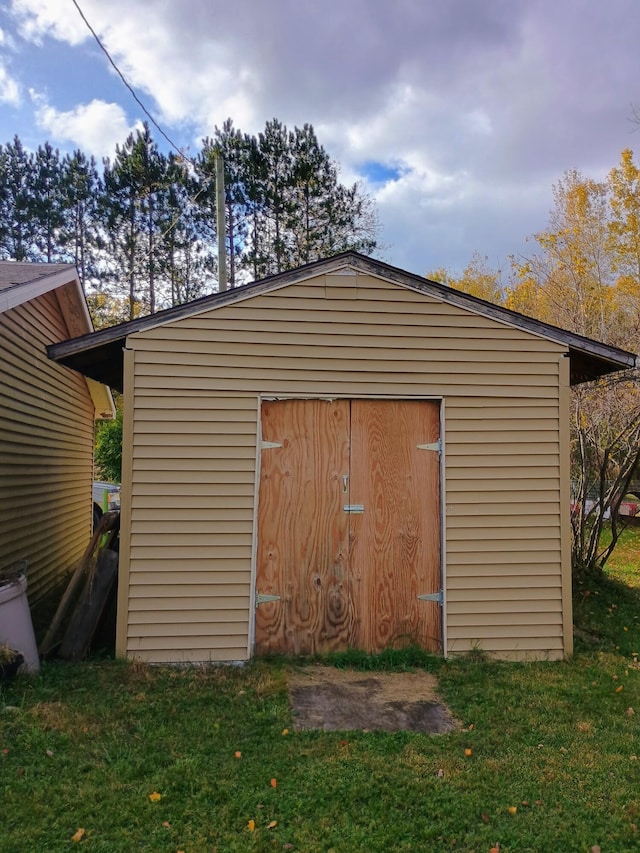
[0,0,639,278]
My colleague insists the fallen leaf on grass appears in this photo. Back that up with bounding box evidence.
[46,749,54,757]
[247,820,256,832]
[71,828,85,842]
[481,813,490,824]
[464,748,473,757]
[508,806,517,815]
[281,729,289,736]
[626,708,634,716]
[162,821,171,829]
[148,792,162,803]
[235,751,242,758]
[437,768,444,777]
[616,686,624,693]
[267,820,277,829]
[490,845,500,852]
[270,778,277,788]
[591,846,601,853]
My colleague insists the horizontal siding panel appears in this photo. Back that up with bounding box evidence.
[134,344,562,370]
[446,553,561,568]
[135,412,257,426]
[132,520,252,535]
[447,574,562,589]
[448,587,560,602]
[131,506,253,521]
[133,456,255,471]
[447,442,558,456]
[446,506,559,519]
[128,648,249,663]
[127,636,248,652]
[132,443,256,458]
[447,431,559,445]
[449,638,563,653]
[130,596,249,612]
[134,376,560,398]
[132,482,253,497]
[447,538,560,554]
[448,610,562,626]
[129,582,249,597]
[130,620,248,637]
[446,466,560,480]
[449,624,562,640]
[131,533,251,547]
[447,526,560,541]
[130,470,255,484]
[137,326,565,353]
[134,359,560,384]
[128,553,250,568]
[447,453,559,468]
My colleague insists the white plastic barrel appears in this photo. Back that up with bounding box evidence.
[0,573,40,673]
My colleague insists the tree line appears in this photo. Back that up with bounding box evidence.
[0,119,378,325]
[429,149,640,573]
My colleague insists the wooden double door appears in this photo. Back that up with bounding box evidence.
[255,399,441,655]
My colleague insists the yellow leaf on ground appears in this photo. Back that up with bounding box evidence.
[71,828,85,842]
[247,819,256,832]
[616,685,624,693]
[464,748,473,757]
[148,791,162,802]
[268,820,277,829]
[271,778,277,788]
[282,729,289,736]
[508,806,517,815]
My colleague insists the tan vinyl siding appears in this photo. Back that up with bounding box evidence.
[124,272,569,662]
[0,292,94,602]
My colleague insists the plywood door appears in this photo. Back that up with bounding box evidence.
[255,399,351,654]
[349,400,441,653]
[255,399,441,655]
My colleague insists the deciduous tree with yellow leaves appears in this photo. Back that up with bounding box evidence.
[434,151,640,574]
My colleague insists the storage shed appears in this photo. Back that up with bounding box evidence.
[0,261,114,602]
[49,253,637,661]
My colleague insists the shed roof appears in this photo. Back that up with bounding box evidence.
[47,252,639,392]
[0,260,115,418]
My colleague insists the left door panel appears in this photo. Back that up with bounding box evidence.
[255,399,351,654]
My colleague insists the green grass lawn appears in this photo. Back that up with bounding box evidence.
[2,537,640,852]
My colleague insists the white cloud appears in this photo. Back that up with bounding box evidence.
[32,94,142,158]
[0,65,20,107]
[10,0,90,46]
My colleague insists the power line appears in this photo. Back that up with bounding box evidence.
[70,0,186,160]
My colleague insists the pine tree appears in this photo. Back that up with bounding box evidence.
[0,136,37,261]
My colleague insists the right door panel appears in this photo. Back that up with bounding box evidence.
[349,400,441,653]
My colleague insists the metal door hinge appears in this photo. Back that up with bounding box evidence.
[417,439,442,454]
[256,593,281,606]
[343,504,364,513]
[418,590,444,606]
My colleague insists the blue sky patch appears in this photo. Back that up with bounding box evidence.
[358,160,405,185]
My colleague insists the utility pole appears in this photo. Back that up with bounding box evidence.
[215,151,227,291]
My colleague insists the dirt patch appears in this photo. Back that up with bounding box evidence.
[287,665,459,733]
